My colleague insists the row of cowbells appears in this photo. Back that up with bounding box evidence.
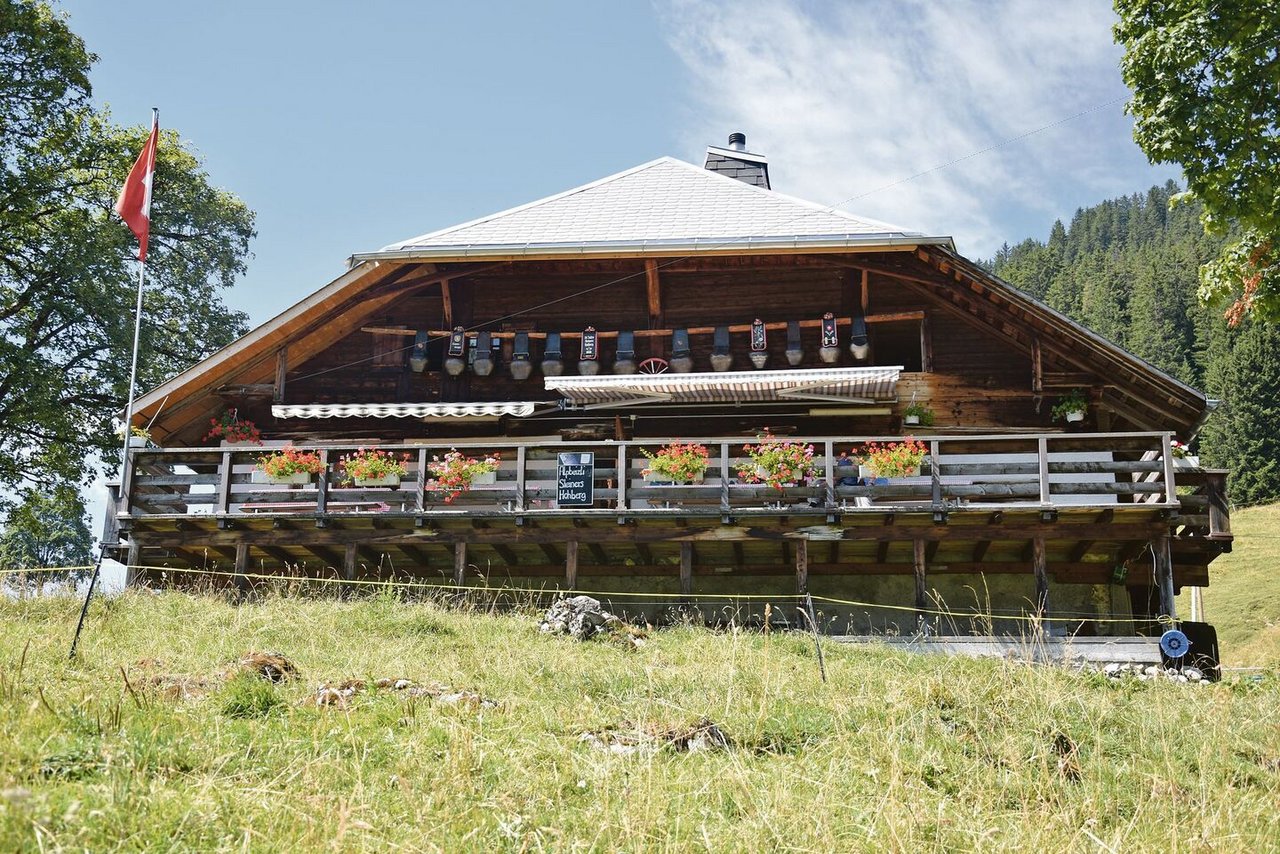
[417,314,871,379]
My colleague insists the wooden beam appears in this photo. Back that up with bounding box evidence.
[539,543,560,563]
[565,541,579,590]
[645,259,662,327]
[795,537,808,596]
[1032,536,1049,618]
[440,280,453,328]
[453,542,467,586]
[876,539,890,563]
[343,542,358,595]
[1153,533,1175,619]
[972,540,991,563]
[586,543,608,564]
[273,347,287,404]
[913,538,927,630]
[680,541,693,599]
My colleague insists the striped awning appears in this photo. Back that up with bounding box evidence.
[545,367,901,409]
[272,402,555,420]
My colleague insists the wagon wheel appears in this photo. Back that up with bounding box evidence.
[638,358,669,374]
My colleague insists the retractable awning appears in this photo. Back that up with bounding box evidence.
[272,402,556,420]
[545,367,901,409]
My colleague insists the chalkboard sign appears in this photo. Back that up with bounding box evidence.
[557,452,595,507]
[580,327,598,361]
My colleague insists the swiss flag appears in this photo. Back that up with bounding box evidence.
[115,116,159,261]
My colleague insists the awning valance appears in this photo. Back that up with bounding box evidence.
[272,402,556,420]
[545,367,902,409]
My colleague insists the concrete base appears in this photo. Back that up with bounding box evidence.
[832,634,1163,666]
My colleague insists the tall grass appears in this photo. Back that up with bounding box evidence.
[0,589,1276,851]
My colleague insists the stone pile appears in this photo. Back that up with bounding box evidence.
[539,595,618,640]
[310,677,498,710]
[1096,662,1210,684]
[579,717,731,756]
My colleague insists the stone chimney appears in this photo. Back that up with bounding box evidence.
[703,132,770,189]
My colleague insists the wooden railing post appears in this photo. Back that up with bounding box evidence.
[1161,434,1177,505]
[1205,472,1231,540]
[930,439,942,510]
[454,542,467,587]
[415,448,428,513]
[216,450,233,518]
[719,442,731,514]
[515,445,527,512]
[1037,437,1050,506]
[616,443,628,511]
[235,543,250,598]
[315,449,329,522]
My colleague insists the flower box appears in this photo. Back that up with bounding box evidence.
[1173,455,1200,469]
[251,470,311,485]
[471,470,498,485]
[644,471,705,486]
[904,415,920,426]
[1065,410,1085,423]
[354,473,401,487]
[127,436,147,449]
[859,464,920,480]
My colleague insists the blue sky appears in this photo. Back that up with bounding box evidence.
[62,0,1177,326]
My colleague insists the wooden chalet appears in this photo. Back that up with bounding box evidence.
[108,134,1232,635]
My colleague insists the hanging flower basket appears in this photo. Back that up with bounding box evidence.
[204,408,262,445]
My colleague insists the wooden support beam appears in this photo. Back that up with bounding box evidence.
[680,541,693,599]
[1153,533,1175,620]
[972,540,991,563]
[399,544,434,569]
[492,543,520,566]
[273,347,288,404]
[565,541,579,590]
[440,280,453,328]
[731,542,744,567]
[637,542,654,563]
[453,542,467,586]
[1205,472,1232,541]
[586,543,608,564]
[234,543,250,596]
[343,542,358,578]
[876,539,890,563]
[827,541,839,564]
[305,545,344,570]
[925,540,940,562]
[405,312,924,341]
[795,537,808,596]
[913,538,927,631]
[125,540,141,587]
[645,259,662,327]
[539,543,560,563]
[1032,536,1049,619]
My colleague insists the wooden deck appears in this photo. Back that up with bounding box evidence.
[107,430,1230,628]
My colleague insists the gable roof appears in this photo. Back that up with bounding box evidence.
[355,157,952,262]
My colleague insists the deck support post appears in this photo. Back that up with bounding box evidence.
[565,541,579,591]
[795,537,809,618]
[913,538,928,634]
[234,543,250,598]
[343,542,357,597]
[1032,535,1049,623]
[453,542,467,587]
[680,541,693,603]
[1154,533,1176,622]
[125,539,141,588]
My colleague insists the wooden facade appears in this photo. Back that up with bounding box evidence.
[111,154,1231,634]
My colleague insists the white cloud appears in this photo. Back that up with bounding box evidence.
[659,0,1156,255]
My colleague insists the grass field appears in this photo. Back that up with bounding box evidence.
[1,588,1277,852]
[1179,502,1280,669]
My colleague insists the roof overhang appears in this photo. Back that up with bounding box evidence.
[349,234,952,265]
[272,402,557,420]
[545,367,902,410]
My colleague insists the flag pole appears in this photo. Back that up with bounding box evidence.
[71,107,158,659]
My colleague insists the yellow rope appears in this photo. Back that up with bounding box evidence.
[10,560,1157,627]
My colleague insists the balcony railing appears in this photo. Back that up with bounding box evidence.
[118,431,1202,524]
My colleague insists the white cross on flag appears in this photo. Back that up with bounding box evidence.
[115,115,159,261]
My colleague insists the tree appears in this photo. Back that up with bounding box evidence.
[1200,322,1280,505]
[1115,0,1280,324]
[0,486,93,571]
[0,0,254,491]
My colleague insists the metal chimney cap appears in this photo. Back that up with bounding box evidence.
[728,132,747,151]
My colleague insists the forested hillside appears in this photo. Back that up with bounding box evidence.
[988,182,1280,506]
